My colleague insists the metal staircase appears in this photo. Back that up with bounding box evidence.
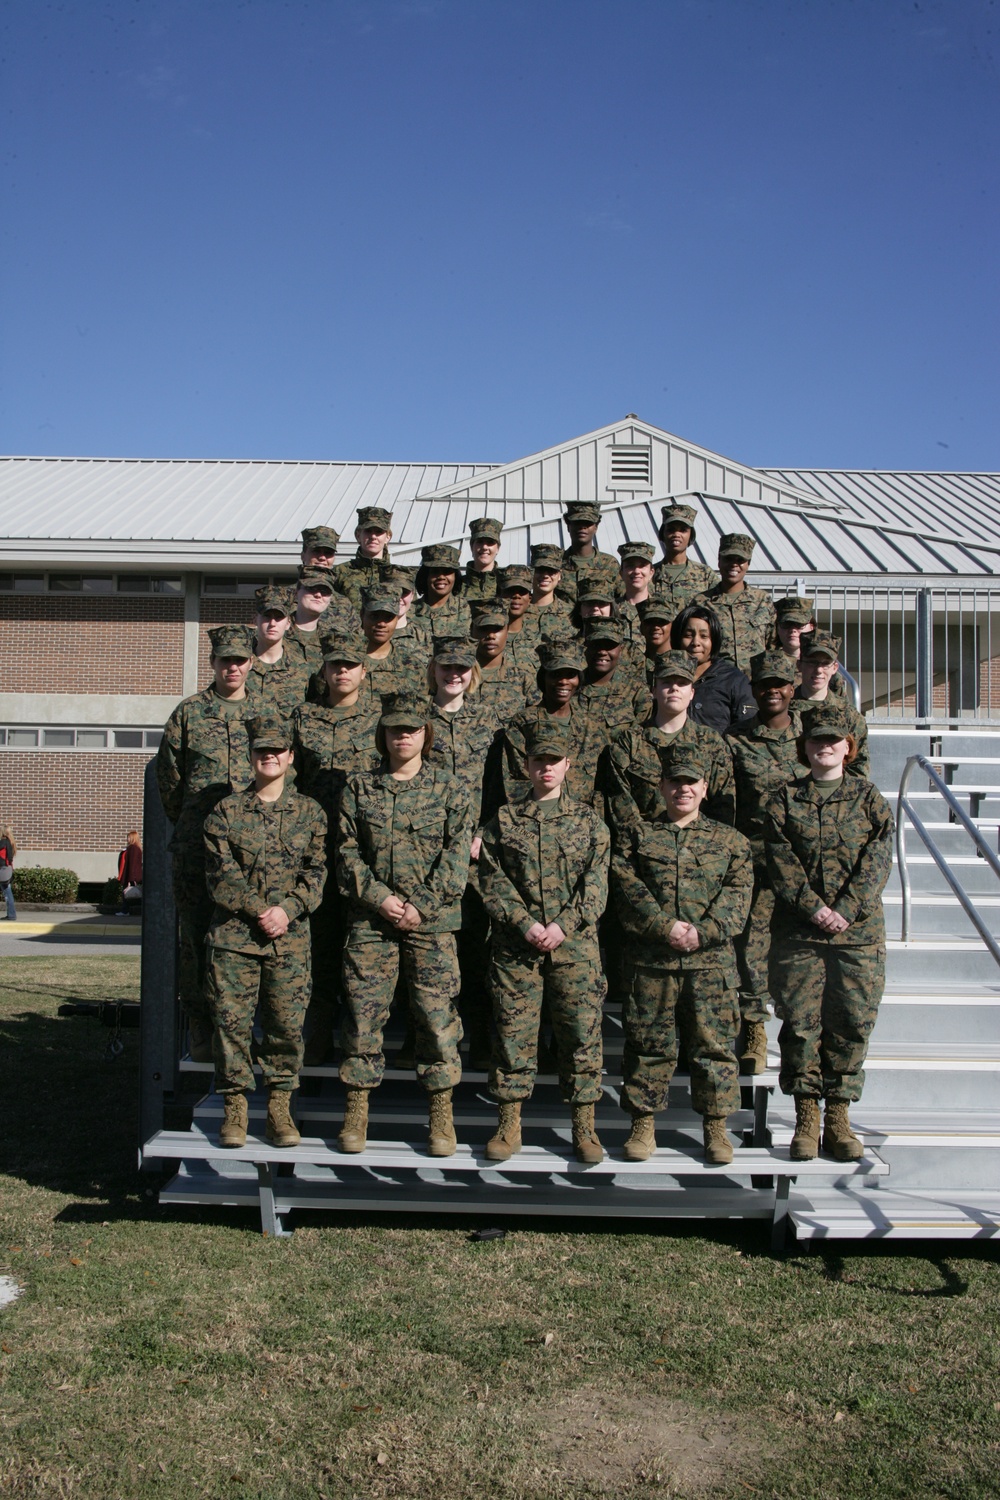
[137,735,1000,1249]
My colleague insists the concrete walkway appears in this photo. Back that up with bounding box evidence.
[0,912,141,956]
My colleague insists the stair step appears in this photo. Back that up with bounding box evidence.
[789,1187,1000,1241]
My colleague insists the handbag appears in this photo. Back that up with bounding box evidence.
[0,863,12,886]
[123,883,142,901]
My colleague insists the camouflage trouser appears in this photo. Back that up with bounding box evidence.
[339,929,462,1093]
[769,938,885,1101]
[622,965,740,1117]
[172,859,214,1029]
[205,937,310,1094]
[734,875,774,1024]
[488,936,605,1104]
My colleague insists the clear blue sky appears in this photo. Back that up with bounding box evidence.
[1,0,997,471]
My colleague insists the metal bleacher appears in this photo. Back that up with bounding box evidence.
[138,732,1000,1250]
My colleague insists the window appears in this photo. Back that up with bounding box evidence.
[0,574,45,593]
[76,730,108,749]
[608,445,653,489]
[43,729,75,747]
[116,575,184,595]
[48,574,115,593]
[0,573,183,594]
[7,729,39,747]
[202,574,295,597]
[114,730,144,749]
[0,725,160,751]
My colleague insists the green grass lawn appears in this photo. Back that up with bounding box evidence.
[1,956,998,1499]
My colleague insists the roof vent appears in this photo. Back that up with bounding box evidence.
[608,445,652,489]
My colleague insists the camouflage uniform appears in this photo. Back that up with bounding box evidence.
[604,717,735,833]
[284,568,362,671]
[763,704,893,1102]
[155,628,256,1030]
[651,501,720,613]
[610,745,753,1117]
[336,717,473,1093]
[478,744,610,1105]
[204,745,327,1096]
[794,631,870,777]
[476,650,538,721]
[331,506,394,613]
[504,701,605,808]
[557,547,622,606]
[245,651,312,716]
[463,517,503,600]
[692,582,775,674]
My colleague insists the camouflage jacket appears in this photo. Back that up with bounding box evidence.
[203,783,327,955]
[292,700,382,815]
[463,563,500,601]
[610,815,752,975]
[155,688,253,853]
[331,552,386,612]
[284,600,360,668]
[478,791,610,965]
[412,593,473,639]
[358,639,430,708]
[336,763,473,933]
[245,651,312,716]
[726,715,803,869]
[425,698,505,823]
[476,651,539,723]
[578,674,652,737]
[556,548,622,605]
[525,599,576,640]
[762,775,893,946]
[690,584,775,673]
[394,613,433,652]
[792,691,870,778]
[503,702,605,808]
[603,717,735,834]
[651,559,719,616]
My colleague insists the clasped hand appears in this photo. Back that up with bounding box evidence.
[257,905,290,938]
[525,921,566,953]
[811,904,850,934]
[667,920,701,953]
[379,895,422,932]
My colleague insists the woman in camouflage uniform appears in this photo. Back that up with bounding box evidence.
[763,702,893,1162]
[335,691,473,1157]
[412,544,472,639]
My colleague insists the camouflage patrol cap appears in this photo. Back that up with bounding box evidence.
[432,636,476,668]
[471,605,508,631]
[379,563,418,591]
[500,564,534,592]
[357,506,393,531]
[718,532,756,561]
[660,503,698,528]
[301,525,340,552]
[751,650,797,685]
[537,640,586,674]
[524,720,573,758]
[531,544,565,571]
[652,650,697,683]
[254,585,291,618]
[297,565,334,594]
[248,714,293,752]
[800,702,855,741]
[361,588,402,617]
[775,595,815,625]
[637,598,675,624]
[576,572,615,605]
[801,629,840,662]
[420,543,461,570]
[618,540,656,564]
[469,516,504,542]
[563,501,602,523]
[380,691,430,728]
[584,618,624,647]
[659,741,712,782]
[208,624,255,659]
[320,632,367,666]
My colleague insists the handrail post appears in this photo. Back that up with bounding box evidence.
[896,756,915,941]
[916,588,933,725]
[138,758,178,1164]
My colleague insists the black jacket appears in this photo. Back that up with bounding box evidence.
[690,658,756,735]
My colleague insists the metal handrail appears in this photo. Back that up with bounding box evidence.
[896,753,1000,967]
[837,665,862,711]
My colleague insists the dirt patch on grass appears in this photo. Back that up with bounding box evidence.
[538,1386,747,1496]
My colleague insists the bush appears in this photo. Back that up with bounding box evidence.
[103,877,123,909]
[11,867,80,903]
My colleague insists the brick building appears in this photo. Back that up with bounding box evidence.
[2,416,998,879]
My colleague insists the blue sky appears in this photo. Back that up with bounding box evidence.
[1,0,997,471]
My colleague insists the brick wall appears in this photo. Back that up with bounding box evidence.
[0,595,185,695]
[0,751,148,851]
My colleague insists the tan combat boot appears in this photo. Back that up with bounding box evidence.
[219,1093,248,1148]
[739,1021,769,1075]
[187,1016,214,1064]
[485,1102,522,1162]
[790,1097,821,1161]
[823,1100,863,1161]
[703,1116,734,1165]
[622,1113,656,1162]
[265,1089,301,1148]
[427,1088,457,1157]
[572,1104,604,1165]
[338,1088,369,1154]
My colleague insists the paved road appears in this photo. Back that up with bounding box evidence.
[0,917,141,959]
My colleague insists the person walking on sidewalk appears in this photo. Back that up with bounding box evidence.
[116,831,143,915]
[0,825,17,921]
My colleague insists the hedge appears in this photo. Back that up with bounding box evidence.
[103,877,123,908]
[11,867,80,903]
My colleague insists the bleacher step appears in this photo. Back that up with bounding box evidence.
[789,1188,1000,1242]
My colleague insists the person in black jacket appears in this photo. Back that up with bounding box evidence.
[671,604,756,734]
[0,824,16,922]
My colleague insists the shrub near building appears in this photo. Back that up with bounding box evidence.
[11,867,79,903]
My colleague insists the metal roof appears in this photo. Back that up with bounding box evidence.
[2,421,998,580]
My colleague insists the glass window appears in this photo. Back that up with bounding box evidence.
[154,577,184,595]
[0,574,45,593]
[203,576,238,595]
[144,730,164,748]
[43,729,75,747]
[48,574,114,593]
[0,728,6,745]
[117,575,152,593]
[8,729,39,747]
[76,729,108,749]
[114,730,144,749]
[203,575,269,597]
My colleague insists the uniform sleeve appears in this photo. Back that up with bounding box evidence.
[553,814,609,934]
[282,802,328,922]
[502,716,531,804]
[477,816,539,939]
[762,792,826,921]
[407,779,474,919]
[695,834,754,948]
[203,802,266,920]
[334,779,395,914]
[832,787,894,924]
[631,680,653,722]
[602,731,643,837]
[706,734,736,826]
[610,833,676,944]
[155,705,186,822]
[845,717,871,779]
